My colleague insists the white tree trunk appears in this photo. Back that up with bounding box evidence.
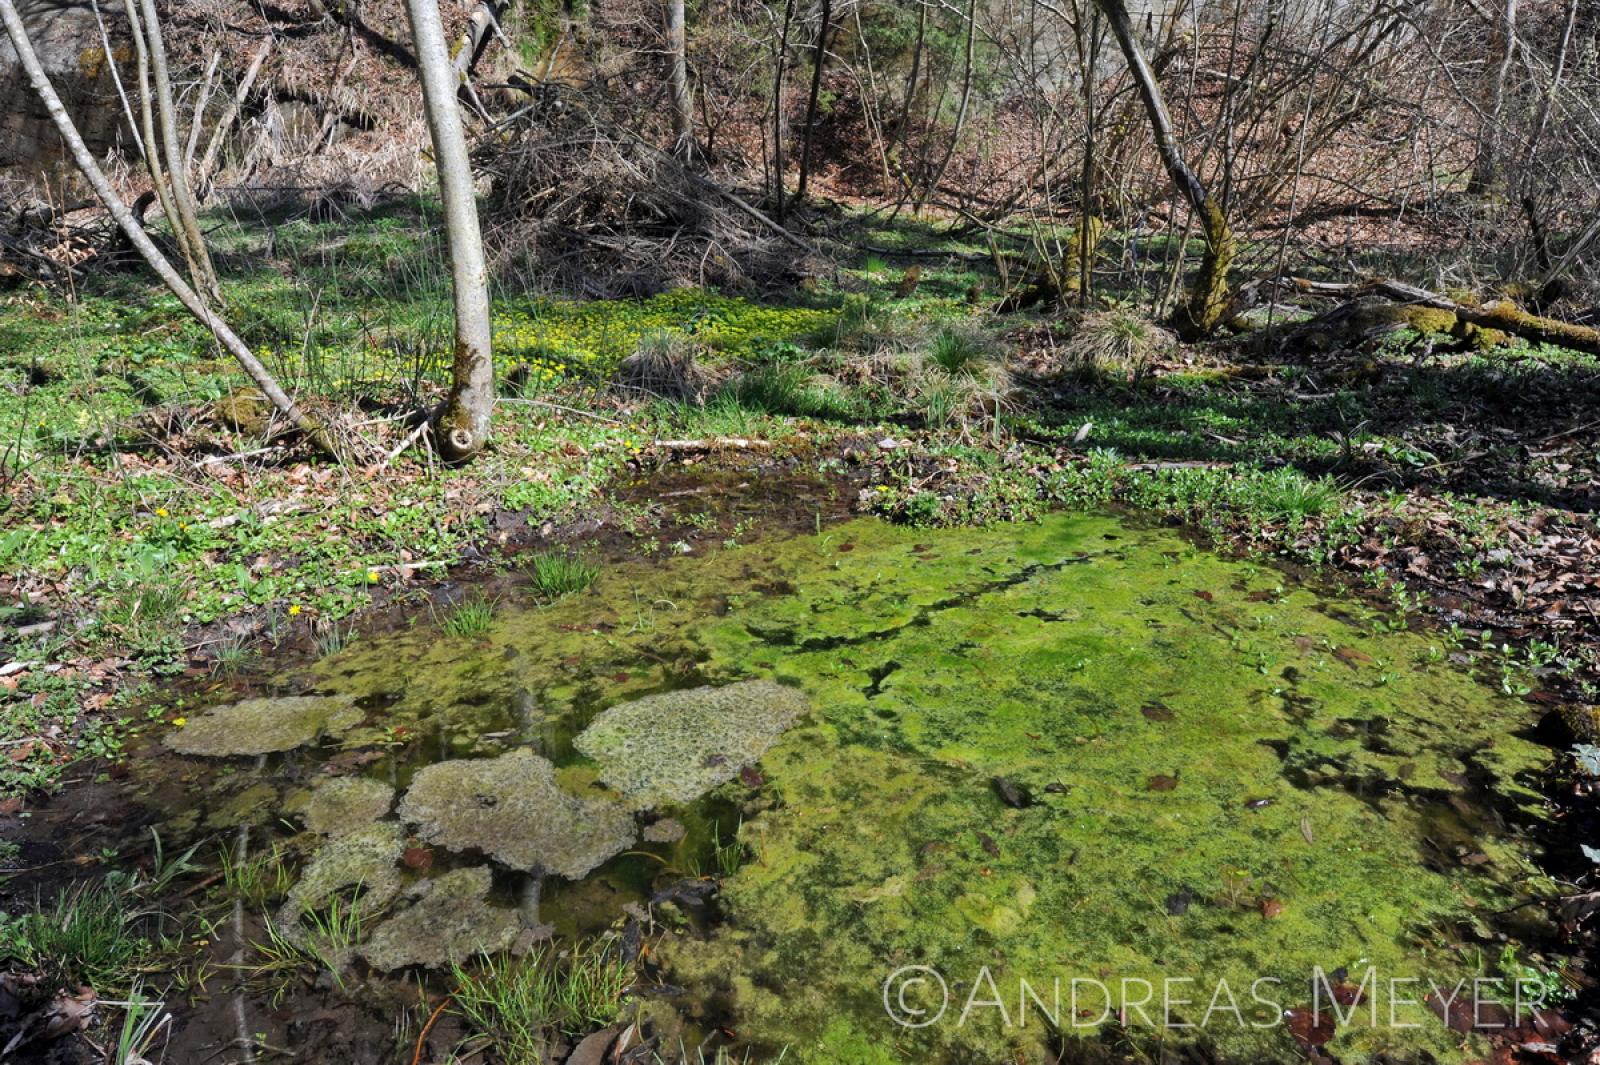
[404,0,495,462]
[665,0,695,159]
[136,0,220,302]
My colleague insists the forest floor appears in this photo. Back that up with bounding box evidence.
[3,197,1600,1062]
[1,194,1598,818]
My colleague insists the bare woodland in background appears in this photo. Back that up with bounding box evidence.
[3,0,1598,349]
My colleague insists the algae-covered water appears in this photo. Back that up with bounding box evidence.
[139,511,1553,1063]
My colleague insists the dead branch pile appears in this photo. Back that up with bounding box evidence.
[0,180,129,288]
[474,91,818,298]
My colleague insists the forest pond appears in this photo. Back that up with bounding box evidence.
[82,510,1559,1063]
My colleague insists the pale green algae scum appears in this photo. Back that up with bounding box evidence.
[303,512,1548,1063]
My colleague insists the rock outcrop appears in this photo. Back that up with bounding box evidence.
[0,1,130,187]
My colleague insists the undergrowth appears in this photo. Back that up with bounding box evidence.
[450,938,631,1057]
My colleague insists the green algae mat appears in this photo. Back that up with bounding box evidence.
[151,512,1554,1063]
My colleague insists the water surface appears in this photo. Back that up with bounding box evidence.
[132,511,1553,1062]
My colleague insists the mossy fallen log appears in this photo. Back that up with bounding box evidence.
[1289,277,1600,355]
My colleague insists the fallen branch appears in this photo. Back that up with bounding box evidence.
[1123,460,1234,471]
[859,243,992,263]
[496,397,624,424]
[1286,276,1600,355]
[381,418,433,466]
[652,437,774,451]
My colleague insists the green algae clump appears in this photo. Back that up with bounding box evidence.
[574,680,810,807]
[360,866,523,971]
[278,821,404,949]
[203,782,278,830]
[162,506,1553,1064]
[650,513,1552,1064]
[167,694,362,757]
[398,748,635,878]
[301,777,394,837]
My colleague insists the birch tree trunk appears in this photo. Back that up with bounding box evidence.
[665,0,696,160]
[119,0,202,296]
[135,0,220,303]
[1096,0,1234,338]
[0,0,336,455]
[404,0,495,462]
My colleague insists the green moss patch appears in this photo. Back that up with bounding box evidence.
[644,514,1550,1062]
[167,695,363,757]
[397,749,636,878]
[574,680,810,807]
[147,511,1550,1062]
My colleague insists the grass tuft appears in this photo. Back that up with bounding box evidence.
[725,363,858,421]
[450,937,631,1056]
[613,330,712,404]
[528,552,600,598]
[0,880,149,991]
[253,890,371,1002]
[1249,467,1344,523]
[1060,308,1174,382]
[439,594,496,639]
[218,838,296,907]
[314,618,356,657]
[926,324,999,378]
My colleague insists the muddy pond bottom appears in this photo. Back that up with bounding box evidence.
[143,512,1552,1063]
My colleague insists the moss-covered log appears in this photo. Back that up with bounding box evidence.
[1289,277,1600,355]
